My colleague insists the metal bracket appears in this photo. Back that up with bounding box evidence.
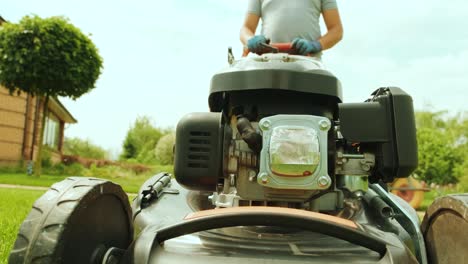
[140,173,180,209]
[336,152,375,176]
[228,47,235,65]
[370,184,427,264]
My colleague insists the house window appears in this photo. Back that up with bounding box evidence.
[43,113,60,149]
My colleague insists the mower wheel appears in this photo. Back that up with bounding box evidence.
[8,177,133,264]
[421,194,468,264]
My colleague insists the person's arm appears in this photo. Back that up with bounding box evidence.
[318,8,343,50]
[240,13,260,45]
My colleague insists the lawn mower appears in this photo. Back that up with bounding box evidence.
[9,44,467,264]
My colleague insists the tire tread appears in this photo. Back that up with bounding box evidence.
[8,177,127,264]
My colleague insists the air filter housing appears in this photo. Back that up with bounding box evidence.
[174,112,223,191]
[338,87,418,182]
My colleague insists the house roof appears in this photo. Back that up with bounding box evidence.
[0,16,6,25]
[49,97,77,124]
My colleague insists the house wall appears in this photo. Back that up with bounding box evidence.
[0,88,29,165]
[0,86,70,166]
[0,87,62,165]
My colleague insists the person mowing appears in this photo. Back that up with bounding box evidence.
[240,0,343,58]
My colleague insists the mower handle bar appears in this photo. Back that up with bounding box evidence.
[152,208,388,257]
[243,42,295,56]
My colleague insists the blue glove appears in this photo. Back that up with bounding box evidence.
[247,35,268,54]
[292,38,322,55]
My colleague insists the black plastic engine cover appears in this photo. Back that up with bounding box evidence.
[338,87,418,182]
[209,68,343,113]
[174,112,223,191]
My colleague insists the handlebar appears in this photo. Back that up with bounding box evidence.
[243,42,296,57]
[151,207,388,257]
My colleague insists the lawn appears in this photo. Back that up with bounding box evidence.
[0,168,173,194]
[0,188,44,264]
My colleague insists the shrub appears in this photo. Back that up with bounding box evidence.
[47,163,65,175]
[155,133,175,165]
[62,163,84,176]
[40,147,53,168]
[120,116,171,164]
[63,137,108,159]
[83,164,136,179]
[41,162,84,176]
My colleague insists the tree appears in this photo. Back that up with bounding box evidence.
[155,133,175,165]
[120,116,163,164]
[63,137,108,160]
[414,111,467,184]
[0,15,103,176]
[415,127,462,184]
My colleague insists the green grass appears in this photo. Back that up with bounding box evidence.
[97,174,157,193]
[0,164,173,194]
[0,188,45,264]
[0,173,68,188]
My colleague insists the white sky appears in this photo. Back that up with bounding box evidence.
[3,0,468,155]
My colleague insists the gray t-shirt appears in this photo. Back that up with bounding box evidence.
[248,0,338,43]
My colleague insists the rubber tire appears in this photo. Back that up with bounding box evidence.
[421,194,468,264]
[390,177,424,209]
[8,177,133,264]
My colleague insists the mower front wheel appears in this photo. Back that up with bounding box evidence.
[421,194,468,264]
[8,177,133,264]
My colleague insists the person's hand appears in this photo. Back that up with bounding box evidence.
[292,38,322,55]
[247,35,268,54]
